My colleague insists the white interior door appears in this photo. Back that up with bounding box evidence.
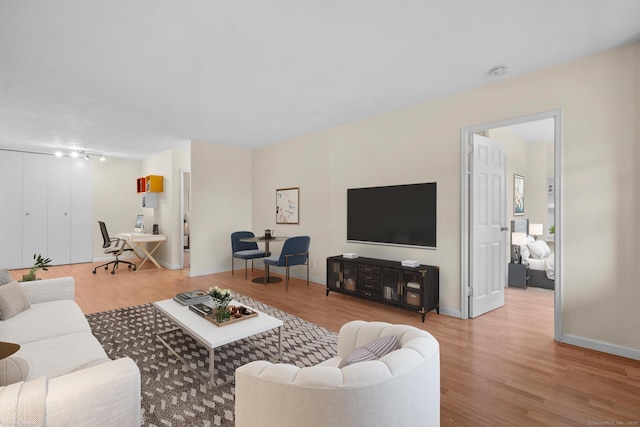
[0,151,23,269]
[470,134,507,317]
[70,160,94,263]
[22,153,48,267]
[48,156,71,265]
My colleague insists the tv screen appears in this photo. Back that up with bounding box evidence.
[347,183,436,248]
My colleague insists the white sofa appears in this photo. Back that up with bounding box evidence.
[235,320,440,427]
[0,277,141,427]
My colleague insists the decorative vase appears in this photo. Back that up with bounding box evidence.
[213,301,231,323]
[22,272,36,282]
[208,286,232,323]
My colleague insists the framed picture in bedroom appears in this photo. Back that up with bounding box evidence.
[514,174,524,216]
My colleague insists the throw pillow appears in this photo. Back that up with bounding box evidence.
[0,280,30,320]
[0,356,29,386]
[527,239,551,259]
[338,334,399,368]
[0,269,13,286]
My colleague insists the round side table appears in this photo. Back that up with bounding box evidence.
[0,342,20,360]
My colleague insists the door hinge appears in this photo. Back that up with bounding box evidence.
[467,286,473,296]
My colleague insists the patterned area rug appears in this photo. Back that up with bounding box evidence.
[86,293,338,427]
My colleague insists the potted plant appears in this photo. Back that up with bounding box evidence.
[208,286,233,323]
[22,254,52,282]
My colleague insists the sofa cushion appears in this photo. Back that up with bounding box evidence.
[0,356,30,386]
[338,335,398,368]
[0,269,13,285]
[0,280,30,320]
[0,300,91,344]
[16,332,110,380]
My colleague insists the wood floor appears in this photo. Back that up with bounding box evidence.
[13,262,640,426]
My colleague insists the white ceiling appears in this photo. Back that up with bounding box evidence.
[1,1,639,160]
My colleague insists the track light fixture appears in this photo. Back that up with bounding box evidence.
[56,148,107,161]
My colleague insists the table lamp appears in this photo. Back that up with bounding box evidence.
[511,232,527,263]
[529,223,543,240]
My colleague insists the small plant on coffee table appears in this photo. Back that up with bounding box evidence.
[208,286,233,323]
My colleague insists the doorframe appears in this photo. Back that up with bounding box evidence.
[179,168,191,272]
[460,109,563,342]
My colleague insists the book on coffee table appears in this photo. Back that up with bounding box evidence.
[189,303,213,317]
[174,290,210,306]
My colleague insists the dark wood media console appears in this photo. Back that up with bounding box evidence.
[326,255,439,322]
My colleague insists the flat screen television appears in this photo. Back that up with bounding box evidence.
[347,182,436,248]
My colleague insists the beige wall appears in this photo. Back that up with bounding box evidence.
[142,148,190,268]
[92,158,142,259]
[246,41,639,353]
[190,141,253,276]
[92,149,189,269]
[526,141,552,228]
[487,127,553,232]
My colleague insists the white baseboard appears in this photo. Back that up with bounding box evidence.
[562,334,640,361]
[438,306,461,318]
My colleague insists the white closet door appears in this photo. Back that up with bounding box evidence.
[22,153,48,267]
[70,160,93,263]
[0,151,23,269]
[48,156,71,265]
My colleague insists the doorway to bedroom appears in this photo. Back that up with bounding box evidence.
[180,169,191,274]
[461,110,561,340]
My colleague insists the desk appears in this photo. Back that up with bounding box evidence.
[117,233,167,272]
[240,236,288,284]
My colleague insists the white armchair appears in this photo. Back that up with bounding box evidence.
[235,320,440,427]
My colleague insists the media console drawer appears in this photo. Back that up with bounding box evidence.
[326,255,439,322]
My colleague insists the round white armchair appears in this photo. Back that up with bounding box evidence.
[235,320,440,427]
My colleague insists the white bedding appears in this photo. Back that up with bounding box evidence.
[527,255,555,280]
[521,237,555,280]
[527,257,546,271]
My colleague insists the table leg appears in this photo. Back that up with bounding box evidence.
[278,326,282,361]
[135,241,164,271]
[123,241,144,263]
[251,240,282,284]
[209,348,216,385]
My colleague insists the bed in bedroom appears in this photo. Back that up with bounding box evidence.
[511,219,555,290]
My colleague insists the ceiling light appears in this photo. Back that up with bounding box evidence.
[99,156,106,162]
[489,66,508,76]
[70,151,79,158]
[54,151,63,157]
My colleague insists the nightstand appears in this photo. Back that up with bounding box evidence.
[508,263,530,288]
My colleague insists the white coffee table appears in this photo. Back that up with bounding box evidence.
[153,298,283,387]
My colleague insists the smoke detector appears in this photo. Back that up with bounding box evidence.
[489,66,508,76]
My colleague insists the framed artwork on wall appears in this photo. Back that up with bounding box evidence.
[276,187,299,224]
[514,174,524,216]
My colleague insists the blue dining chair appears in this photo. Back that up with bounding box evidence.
[263,236,310,291]
[231,231,266,280]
